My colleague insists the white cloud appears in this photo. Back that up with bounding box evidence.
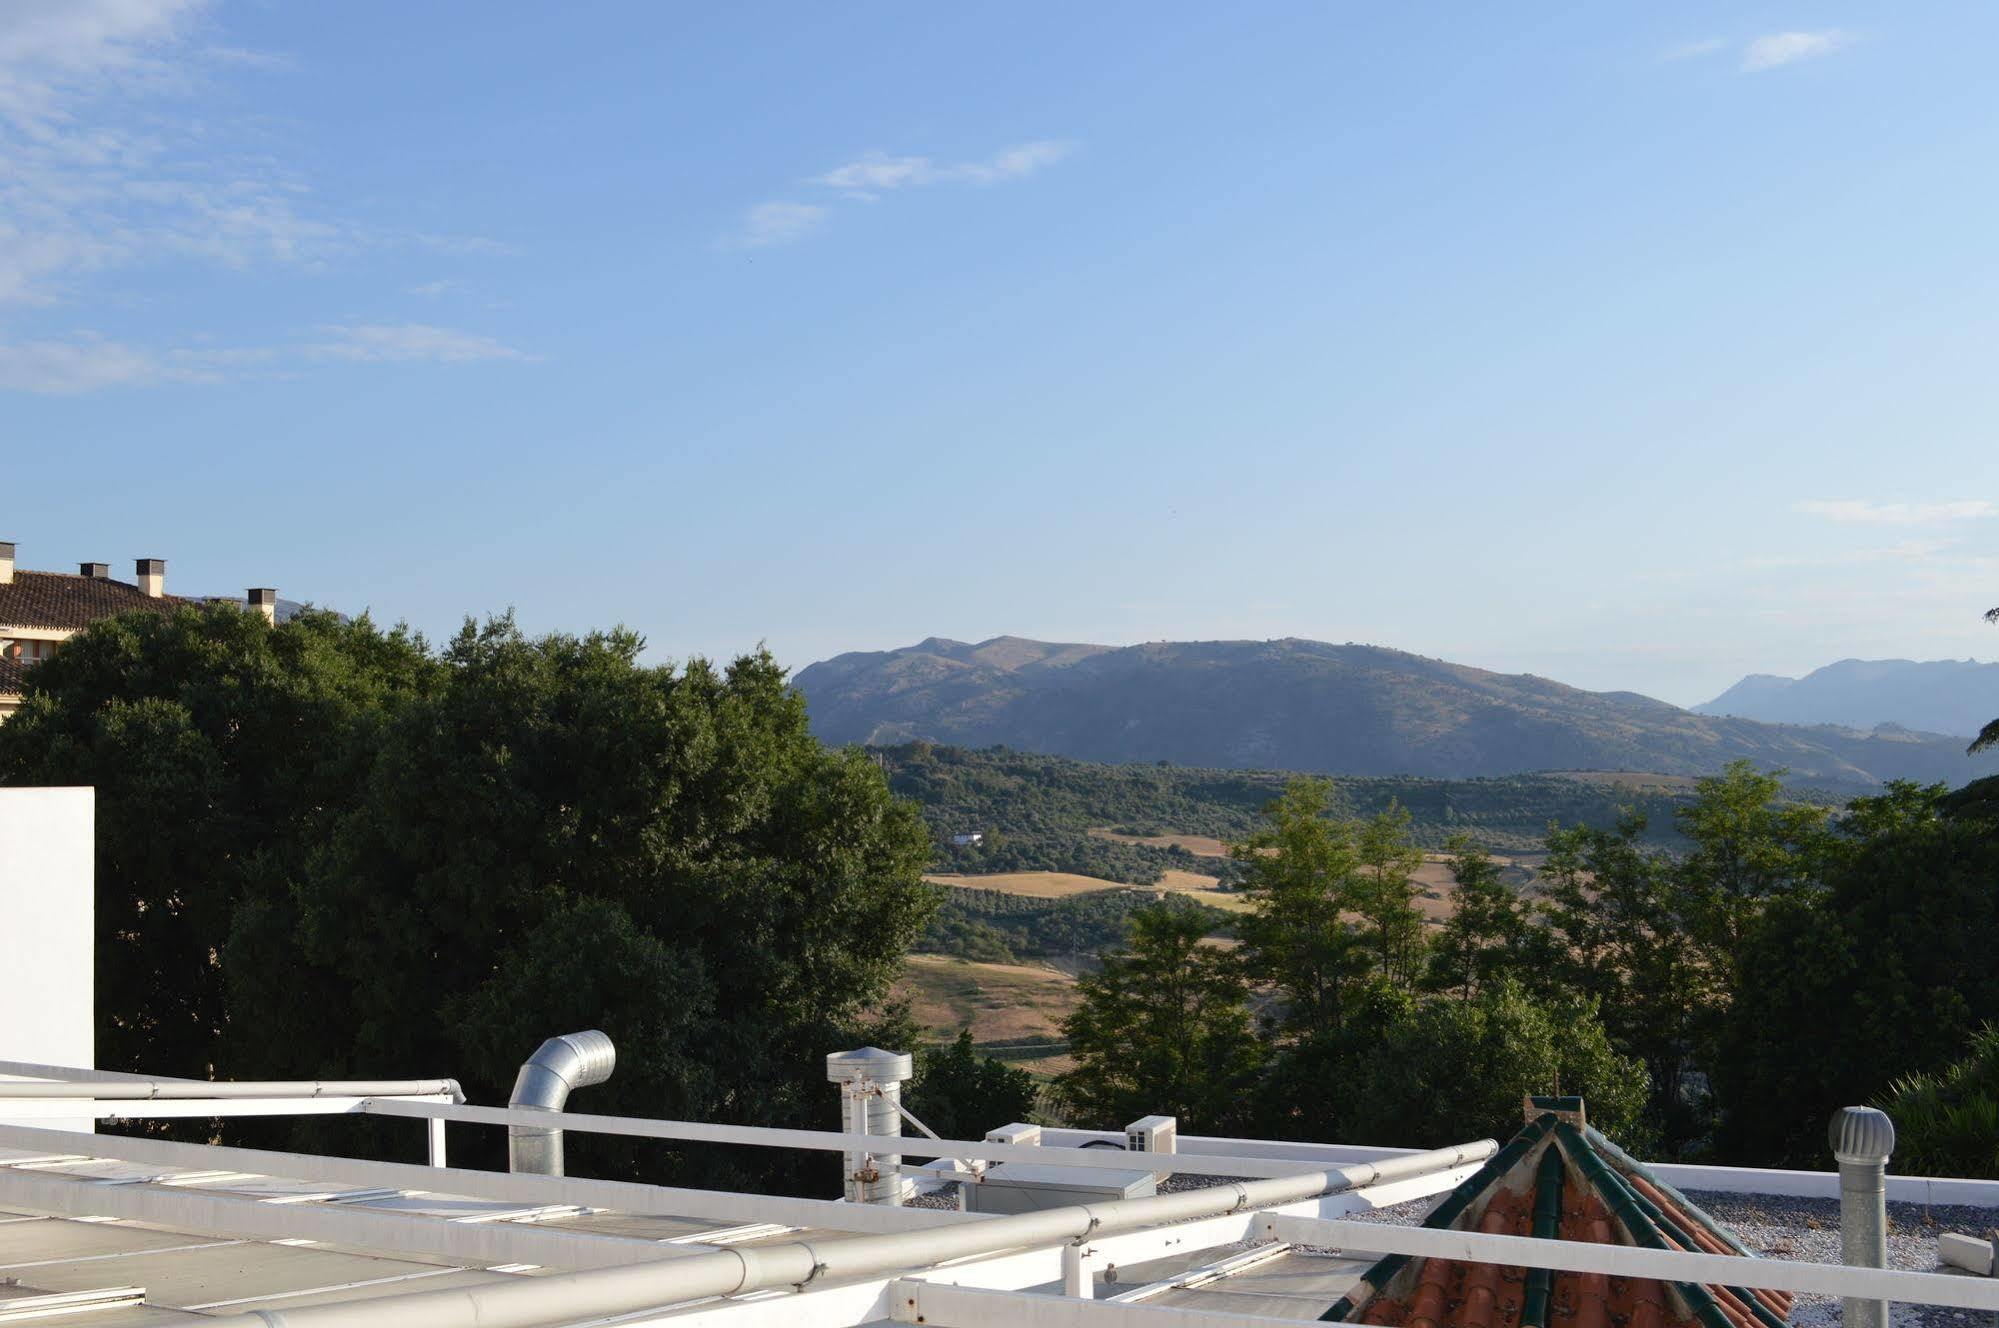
[1795,499,1995,524]
[1660,38,1727,62]
[1741,30,1853,72]
[0,331,270,392]
[812,140,1072,199]
[0,322,527,392]
[0,335,184,392]
[815,154,932,196]
[407,279,468,298]
[0,0,509,313]
[731,140,1074,246]
[722,201,827,249]
[308,323,528,364]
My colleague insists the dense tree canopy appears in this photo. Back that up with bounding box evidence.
[0,605,436,1078]
[0,608,935,1182]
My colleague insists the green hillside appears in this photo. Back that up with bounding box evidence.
[879,742,1710,883]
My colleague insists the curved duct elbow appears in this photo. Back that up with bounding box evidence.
[508,1030,615,1176]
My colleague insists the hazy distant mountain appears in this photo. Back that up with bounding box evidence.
[1695,659,1999,738]
[795,636,1999,788]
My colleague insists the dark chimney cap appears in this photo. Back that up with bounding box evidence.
[0,541,15,558]
[136,558,165,575]
[80,562,110,579]
[247,587,278,606]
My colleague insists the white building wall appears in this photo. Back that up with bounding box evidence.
[0,787,94,1129]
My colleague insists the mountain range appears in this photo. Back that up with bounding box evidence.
[1695,658,1999,738]
[793,636,1999,789]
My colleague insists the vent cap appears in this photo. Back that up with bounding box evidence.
[1830,1105,1895,1165]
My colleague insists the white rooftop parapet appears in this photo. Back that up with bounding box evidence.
[0,788,94,1134]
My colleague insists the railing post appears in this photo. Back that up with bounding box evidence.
[1831,1105,1896,1328]
[1062,1242,1094,1298]
[427,1116,448,1168]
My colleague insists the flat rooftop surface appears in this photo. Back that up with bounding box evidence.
[0,1144,852,1321]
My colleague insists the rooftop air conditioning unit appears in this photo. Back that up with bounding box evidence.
[986,1122,1042,1148]
[1126,1115,1176,1157]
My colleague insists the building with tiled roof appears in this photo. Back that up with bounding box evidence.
[0,541,277,721]
[1322,1098,1792,1328]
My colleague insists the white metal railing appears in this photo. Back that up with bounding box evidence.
[1262,1213,1999,1313]
[357,1097,1338,1180]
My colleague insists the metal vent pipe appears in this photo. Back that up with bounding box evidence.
[509,1031,616,1177]
[1831,1105,1895,1328]
[826,1047,915,1205]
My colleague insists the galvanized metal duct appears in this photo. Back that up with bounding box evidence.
[1831,1105,1896,1328]
[826,1046,915,1205]
[508,1031,616,1177]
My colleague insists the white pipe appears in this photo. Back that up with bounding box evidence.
[191,1138,1497,1328]
[0,1078,463,1101]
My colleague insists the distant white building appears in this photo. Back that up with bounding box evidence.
[949,831,985,848]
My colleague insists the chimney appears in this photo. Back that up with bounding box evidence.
[247,587,278,624]
[136,558,166,598]
[0,542,13,586]
[79,562,110,580]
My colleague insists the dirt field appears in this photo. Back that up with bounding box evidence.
[897,954,1081,1045]
[1548,770,1704,792]
[926,869,1255,914]
[1087,827,1234,857]
[926,871,1123,898]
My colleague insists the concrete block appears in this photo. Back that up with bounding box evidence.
[1939,1232,1996,1277]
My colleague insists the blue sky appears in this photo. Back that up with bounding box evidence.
[2,2,1994,705]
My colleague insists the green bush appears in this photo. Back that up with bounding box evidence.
[1882,1025,1999,1178]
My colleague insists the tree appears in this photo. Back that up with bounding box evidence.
[1674,761,1830,957]
[1231,779,1367,1038]
[1337,981,1649,1149]
[3,608,936,1182]
[233,617,936,1183]
[1056,906,1263,1132]
[1351,802,1427,988]
[1424,836,1535,1000]
[0,604,436,1082]
[1976,606,1999,754]
[905,1032,1038,1141]
[1711,782,1999,1165]
[1534,813,1716,1152]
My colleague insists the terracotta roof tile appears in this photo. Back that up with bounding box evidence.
[0,654,25,698]
[0,570,187,631]
[1323,1110,1791,1328]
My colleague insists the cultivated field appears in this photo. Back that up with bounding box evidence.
[925,868,1255,913]
[897,953,1081,1046]
[1087,827,1234,857]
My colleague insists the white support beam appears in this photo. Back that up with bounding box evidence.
[361,1099,1351,1180]
[1104,1242,1294,1305]
[890,1280,1305,1326]
[1261,1214,1999,1313]
[418,1177,1476,1328]
[0,1121,976,1236]
[427,1117,448,1169]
